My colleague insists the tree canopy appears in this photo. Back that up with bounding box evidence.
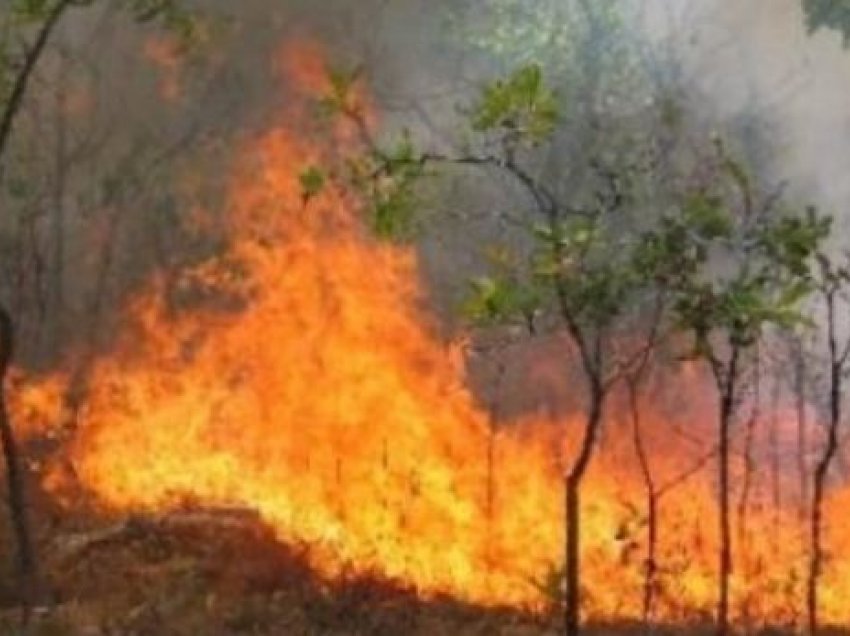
[803,0,850,45]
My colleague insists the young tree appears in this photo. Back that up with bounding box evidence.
[319,47,831,633]
[443,66,690,635]
[0,1,79,615]
[648,159,830,634]
[0,1,196,174]
[321,62,672,634]
[736,344,760,548]
[791,333,813,520]
[625,352,718,626]
[623,339,664,625]
[806,250,850,636]
[0,306,35,619]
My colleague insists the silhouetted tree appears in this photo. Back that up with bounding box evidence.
[807,249,850,636]
[646,155,829,636]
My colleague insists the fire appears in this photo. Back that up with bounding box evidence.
[8,370,69,442]
[15,43,850,628]
[62,124,566,607]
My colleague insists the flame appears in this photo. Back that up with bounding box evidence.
[14,43,850,628]
[8,370,68,442]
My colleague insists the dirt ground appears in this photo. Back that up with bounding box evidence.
[0,473,845,636]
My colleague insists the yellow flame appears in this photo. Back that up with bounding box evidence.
[12,42,850,628]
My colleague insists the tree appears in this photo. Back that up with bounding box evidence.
[624,346,719,626]
[0,0,198,619]
[320,60,676,634]
[0,306,35,620]
[790,332,813,520]
[0,0,197,175]
[459,65,673,636]
[317,39,835,632]
[0,2,79,617]
[802,0,850,45]
[648,154,830,635]
[806,249,850,636]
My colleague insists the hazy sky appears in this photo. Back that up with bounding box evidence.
[658,0,850,222]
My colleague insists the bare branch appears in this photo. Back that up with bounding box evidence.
[0,0,75,172]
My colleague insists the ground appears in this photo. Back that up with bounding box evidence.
[0,474,845,635]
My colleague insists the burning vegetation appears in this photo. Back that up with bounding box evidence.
[3,2,850,635]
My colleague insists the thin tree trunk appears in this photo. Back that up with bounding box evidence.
[564,380,604,636]
[716,346,739,636]
[807,295,843,636]
[794,340,809,522]
[0,307,37,622]
[737,349,760,559]
[718,409,732,636]
[769,376,781,522]
[564,479,581,636]
[0,0,73,179]
[644,492,658,620]
[0,6,80,621]
[737,404,756,540]
[629,380,658,624]
[808,458,832,636]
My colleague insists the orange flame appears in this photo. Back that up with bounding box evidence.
[16,42,850,628]
[8,370,68,442]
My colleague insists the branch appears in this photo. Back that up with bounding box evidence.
[418,151,577,222]
[555,297,599,389]
[707,347,726,394]
[838,327,850,369]
[340,101,584,224]
[603,292,668,391]
[657,444,718,498]
[0,0,75,170]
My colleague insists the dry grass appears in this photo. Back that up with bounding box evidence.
[0,469,845,635]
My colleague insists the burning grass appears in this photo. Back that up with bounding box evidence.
[1,491,835,636]
[2,40,850,635]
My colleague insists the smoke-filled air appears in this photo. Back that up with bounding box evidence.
[3,2,850,635]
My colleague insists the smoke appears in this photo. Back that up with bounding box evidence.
[8,0,850,379]
[642,0,850,226]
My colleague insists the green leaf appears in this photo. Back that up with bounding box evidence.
[462,274,540,326]
[803,0,850,46]
[11,0,51,21]
[759,207,832,278]
[316,65,361,117]
[684,194,732,240]
[370,190,416,240]
[472,64,560,143]
[299,166,326,201]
